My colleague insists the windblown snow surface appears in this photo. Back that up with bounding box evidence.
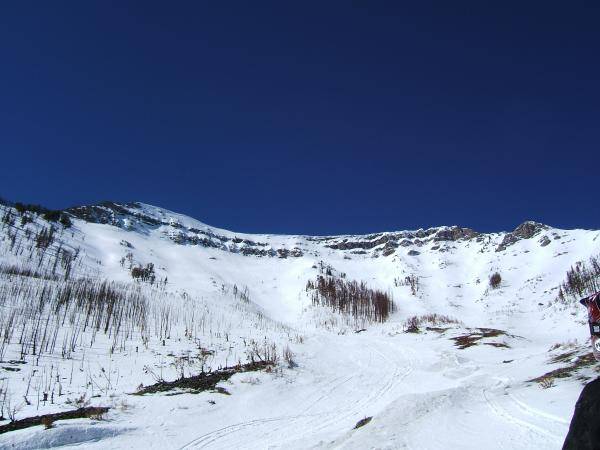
[0,201,599,449]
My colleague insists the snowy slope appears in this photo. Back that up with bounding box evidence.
[0,201,599,449]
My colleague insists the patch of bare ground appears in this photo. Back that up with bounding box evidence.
[484,342,511,348]
[529,351,597,386]
[451,328,513,349]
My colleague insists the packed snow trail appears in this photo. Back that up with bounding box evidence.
[177,333,416,449]
[153,332,568,450]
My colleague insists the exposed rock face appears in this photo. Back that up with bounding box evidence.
[68,201,161,226]
[433,226,479,242]
[67,202,303,258]
[324,234,396,251]
[382,242,396,257]
[513,221,548,239]
[496,221,549,252]
[539,235,551,247]
[323,226,478,255]
[563,377,600,450]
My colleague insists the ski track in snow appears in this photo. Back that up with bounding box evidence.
[180,337,416,449]
[482,387,562,446]
[507,391,569,426]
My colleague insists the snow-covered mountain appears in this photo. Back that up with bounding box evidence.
[0,200,598,449]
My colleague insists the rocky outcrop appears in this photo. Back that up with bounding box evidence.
[324,232,419,254]
[514,221,548,239]
[433,226,479,242]
[496,221,549,252]
[539,235,551,247]
[563,377,600,449]
[67,201,303,258]
[68,201,160,226]
[323,226,478,256]
[382,242,397,257]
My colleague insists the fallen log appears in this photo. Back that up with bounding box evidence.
[0,406,110,434]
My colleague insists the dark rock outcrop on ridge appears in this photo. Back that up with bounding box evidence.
[495,221,549,252]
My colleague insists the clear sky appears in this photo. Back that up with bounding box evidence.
[1,2,598,235]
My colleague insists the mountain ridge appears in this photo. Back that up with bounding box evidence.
[63,200,567,256]
[66,200,560,237]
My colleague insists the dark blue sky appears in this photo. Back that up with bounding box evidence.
[1,2,598,235]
